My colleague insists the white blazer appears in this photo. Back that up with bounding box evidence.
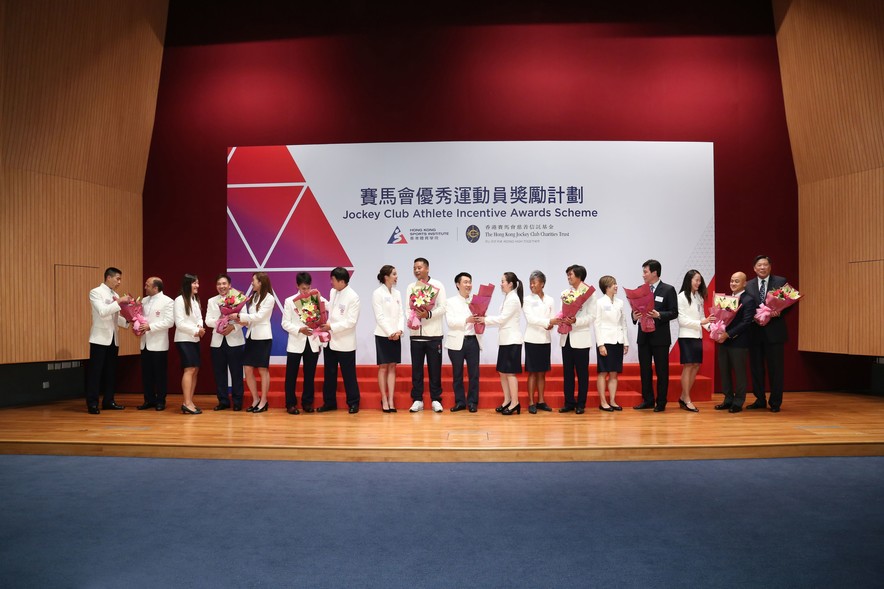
[174,295,204,343]
[484,290,524,346]
[139,292,174,351]
[677,291,708,339]
[372,285,404,337]
[281,293,329,354]
[240,293,275,341]
[593,295,628,346]
[523,293,555,344]
[445,293,482,351]
[88,283,128,346]
[205,293,246,348]
[328,285,360,352]
[406,278,446,337]
[559,290,596,349]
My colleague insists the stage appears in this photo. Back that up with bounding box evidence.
[1,392,882,462]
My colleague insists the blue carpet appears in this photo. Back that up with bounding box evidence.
[0,456,882,588]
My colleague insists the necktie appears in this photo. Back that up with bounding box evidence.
[650,284,656,294]
[760,279,766,302]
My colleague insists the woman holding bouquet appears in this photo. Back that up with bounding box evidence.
[281,272,327,414]
[593,275,628,411]
[477,272,524,415]
[523,270,555,414]
[232,272,276,412]
[174,274,206,414]
[372,265,405,412]
[676,270,711,412]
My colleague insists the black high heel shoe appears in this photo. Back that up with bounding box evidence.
[253,403,269,413]
[495,404,507,413]
[181,405,202,415]
[599,405,614,412]
[246,403,259,413]
[679,399,699,413]
[502,403,521,415]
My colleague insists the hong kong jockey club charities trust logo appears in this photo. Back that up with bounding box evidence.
[387,226,408,244]
[465,225,481,243]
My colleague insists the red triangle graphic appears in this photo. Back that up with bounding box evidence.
[227,186,302,265]
[228,145,305,184]
[265,187,353,269]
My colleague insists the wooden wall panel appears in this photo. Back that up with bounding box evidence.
[776,0,884,356]
[0,0,167,365]
[54,265,99,360]
[847,261,884,356]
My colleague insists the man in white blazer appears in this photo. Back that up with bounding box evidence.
[280,272,327,414]
[552,264,597,414]
[86,267,132,414]
[319,267,361,413]
[446,272,482,413]
[407,257,447,413]
[136,277,174,410]
[204,274,247,411]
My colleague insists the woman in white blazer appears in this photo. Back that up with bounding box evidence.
[174,274,206,414]
[372,265,404,413]
[478,272,524,415]
[593,275,629,411]
[281,272,328,414]
[523,270,555,414]
[232,271,276,412]
[676,270,711,412]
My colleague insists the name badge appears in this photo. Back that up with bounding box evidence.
[655,295,664,303]
[338,304,346,314]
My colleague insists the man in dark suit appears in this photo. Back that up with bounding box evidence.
[744,255,789,412]
[632,259,678,411]
[713,272,757,413]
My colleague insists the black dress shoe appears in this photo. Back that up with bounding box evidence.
[559,406,575,413]
[155,404,165,411]
[233,404,242,411]
[468,404,477,413]
[575,407,585,415]
[528,404,538,414]
[714,403,732,411]
[302,405,314,413]
[87,406,100,414]
[102,402,125,410]
[633,402,654,410]
[729,406,743,413]
[745,402,767,410]
[287,406,300,415]
[770,407,781,413]
[348,406,359,414]
[450,404,467,412]
[316,405,337,413]
[653,406,665,412]
[599,405,614,412]
[536,402,553,412]
[137,402,156,410]
[213,404,230,411]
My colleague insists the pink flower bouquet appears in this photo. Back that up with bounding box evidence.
[755,283,800,326]
[294,289,330,345]
[407,280,440,330]
[708,293,740,341]
[556,283,596,334]
[215,289,248,334]
[117,295,147,334]
[468,283,496,335]
[625,284,656,333]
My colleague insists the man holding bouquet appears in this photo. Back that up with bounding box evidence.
[319,267,361,413]
[445,272,481,413]
[631,259,678,412]
[551,264,596,414]
[137,277,174,411]
[407,258,447,413]
[745,255,789,412]
[713,272,757,413]
[205,274,246,411]
[86,267,132,414]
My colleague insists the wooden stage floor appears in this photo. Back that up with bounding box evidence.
[1,392,882,462]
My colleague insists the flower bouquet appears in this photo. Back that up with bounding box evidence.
[708,293,740,341]
[408,280,440,330]
[293,289,330,345]
[215,289,248,334]
[624,284,655,333]
[468,283,496,334]
[117,295,147,334]
[755,283,801,326]
[556,283,596,334]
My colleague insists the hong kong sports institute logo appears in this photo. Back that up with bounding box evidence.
[387,226,408,244]
[465,225,480,243]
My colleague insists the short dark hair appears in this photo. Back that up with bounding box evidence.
[566,264,586,281]
[643,259,662,277]
[753,254,771,265]
[152,278,164,292]
[104,267,122,280]
[330,267,350,283]
[598,275,616,293]
[413,257,429,267]
[377,265,395,284]
[296,272,312,287]
[454,272,472,286]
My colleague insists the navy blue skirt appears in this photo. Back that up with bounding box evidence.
[679,337,703,365]
[596,343,624,373]
[176,342,201,369]
[375,335,401,365]
[243,338,272,368]
[496,344,523,374]
[524,342,551,372]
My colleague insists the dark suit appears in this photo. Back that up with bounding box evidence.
[634,281,678,408]
[745,275,788,408]
[717,291,757,408]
